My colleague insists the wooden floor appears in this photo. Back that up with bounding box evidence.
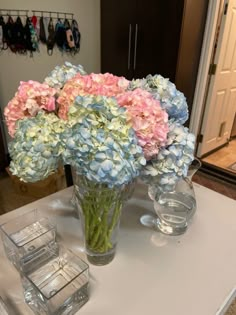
[0,170,67,215]
[192,171,236,200]
[202,138,236,174]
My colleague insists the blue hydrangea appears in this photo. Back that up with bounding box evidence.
[129,74,189,124]
[8,112,66,182]
[141,122,195,191]
[60,95,146,188]
[44,61,87,89]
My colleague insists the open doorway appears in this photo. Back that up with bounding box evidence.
[190,0,236,184]
[201,138,236,179]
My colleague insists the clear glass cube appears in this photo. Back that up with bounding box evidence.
[0,209,58,273]
[0,297,9,315]
[22,248,89,315]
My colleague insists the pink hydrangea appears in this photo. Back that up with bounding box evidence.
[117,89,169,160]
[57,73,129,119]
[4,81,57,137]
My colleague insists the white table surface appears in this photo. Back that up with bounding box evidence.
[0,182,236,315]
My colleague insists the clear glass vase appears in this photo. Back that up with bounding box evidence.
[140,158,201,235]
[74,174,124,266]
[121,177,137,203]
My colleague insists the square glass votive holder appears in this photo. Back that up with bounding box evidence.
[0,209,58,273]
[22,248,89,315]
[0,297,9,315]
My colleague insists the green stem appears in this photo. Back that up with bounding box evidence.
[90,191,114,250]
[75,178,123,255]
[93,208,110,250]
[108,199,122,240]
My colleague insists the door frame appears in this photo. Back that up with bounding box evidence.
[189,0,222,138]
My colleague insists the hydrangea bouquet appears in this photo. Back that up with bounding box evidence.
[4,62,195,264]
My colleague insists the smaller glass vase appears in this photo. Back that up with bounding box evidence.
[22,247,89,315]
[0,209,58,273]
[74,175,124,266]
[141,158,201,235]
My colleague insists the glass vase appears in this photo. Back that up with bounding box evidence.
[121,177,137,203]
[0,209,58,273]
[141,158,201,235]
[22,247,89,315]
[74,174,124,266]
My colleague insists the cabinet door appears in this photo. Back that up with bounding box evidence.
[101,0,136,79]
[134,0,184,81]
[0,128,7,171]
[0,108,7,171]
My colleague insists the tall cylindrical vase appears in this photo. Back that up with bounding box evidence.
[74,175,123,266]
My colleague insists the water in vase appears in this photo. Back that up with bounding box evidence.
[154,191,196,235]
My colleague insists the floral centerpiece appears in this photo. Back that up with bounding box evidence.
[4,62,196,264]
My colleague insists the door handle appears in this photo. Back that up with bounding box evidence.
[128,24,132,70]
[133,24,138,70]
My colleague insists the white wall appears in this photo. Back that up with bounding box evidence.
[0,0,101,144]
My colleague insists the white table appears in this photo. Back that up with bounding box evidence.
[0,182,236,315]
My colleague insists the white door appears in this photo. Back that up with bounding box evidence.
[197,0,236,157]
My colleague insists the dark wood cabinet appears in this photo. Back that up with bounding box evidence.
[0,109,8,172]
[101,0,184,81]
[101,0,209,123]
[101,1,134,79]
